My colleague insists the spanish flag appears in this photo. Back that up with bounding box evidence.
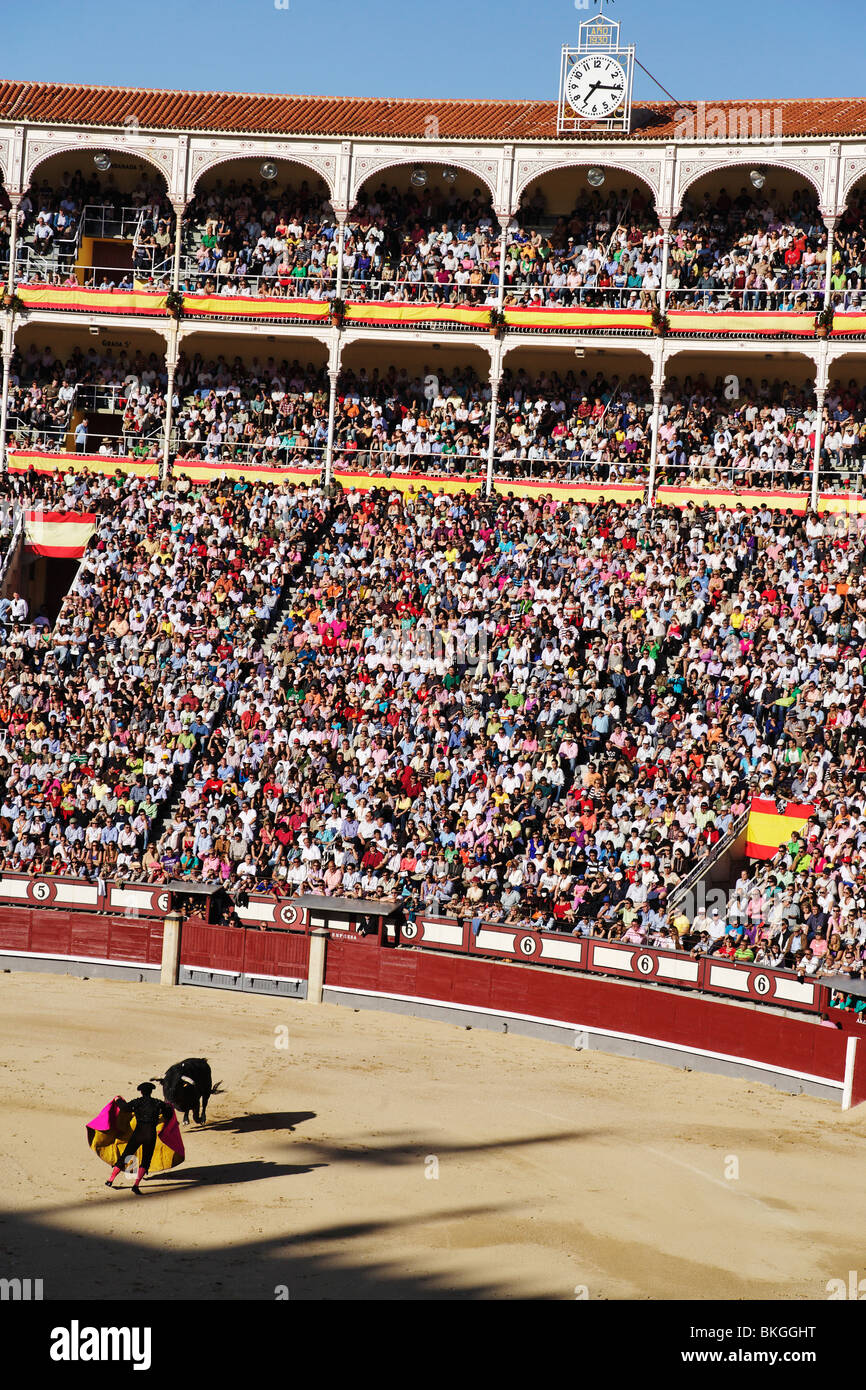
[25,510,95,558]
[744,798,816,860]
[86,1098,185,1173]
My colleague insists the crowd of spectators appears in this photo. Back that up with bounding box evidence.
[170,179,865,313]
[117,484,866,971]
[3,341,167,458]
[166,356,866,493]
[0,474,322,881]
[9,173,866,324]
[4,172,172,286]
[5,336,866,497]
[0,464,862,992]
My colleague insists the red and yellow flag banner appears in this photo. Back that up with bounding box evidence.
[183,294,331,322]
[345,302,489,328]
[656,485,810,513]
[8,450,159,478]
[18,285,168,315]
[745,798,816,860]
[505,306,651,331]
[826,314,866,336]
[171,458,648,502]
[667,311,817,337]
[12,280,865,340]
[24,509,95,557]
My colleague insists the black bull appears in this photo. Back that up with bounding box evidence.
[152,1058,221,1126]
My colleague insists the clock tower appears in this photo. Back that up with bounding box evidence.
[557,0,636,136]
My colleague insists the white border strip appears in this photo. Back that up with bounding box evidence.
[244,972,304,985]
[183,966,242,978]
[0,947,158,970]
[842,1035,858,1110]
[325,984,843,1090]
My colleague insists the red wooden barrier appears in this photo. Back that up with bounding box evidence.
[323,940,849,1093]
[242,929,309,979]
[180,922,245,973]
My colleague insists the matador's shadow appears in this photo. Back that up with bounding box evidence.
[142,1159,326,1191]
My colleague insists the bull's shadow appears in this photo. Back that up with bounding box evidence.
[204,1111,316,1136]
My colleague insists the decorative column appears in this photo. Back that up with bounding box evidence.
[161,327,180,485]
[333,210,348,301]
[822,214,837,310]
[323,334,342,487]
[485,340,503,496]
[658,214,673,315]
[0,312,16,474]
[646,350,666,507]
[495,213,511,309]
[4,193,21,293]
[171,200,186,293]
[811,351,830,512]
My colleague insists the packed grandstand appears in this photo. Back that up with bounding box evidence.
[1,78,866,1013]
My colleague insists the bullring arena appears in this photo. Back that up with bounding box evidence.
[4,0,866,1312]
[3,970,866,1302]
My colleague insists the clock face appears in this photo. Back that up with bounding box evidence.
[565,54,627,119]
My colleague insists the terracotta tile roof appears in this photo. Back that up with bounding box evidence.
[1,80,866,142]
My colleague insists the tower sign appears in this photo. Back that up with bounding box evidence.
[557,0,635,136]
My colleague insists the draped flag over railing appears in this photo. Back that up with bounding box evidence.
[744,797,817,860]
[24,510,95,558]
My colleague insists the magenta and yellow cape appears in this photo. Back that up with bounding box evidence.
[86,1098,186,1172]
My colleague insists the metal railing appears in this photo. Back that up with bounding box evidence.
[665,284,827,312]
[81,204,160,241]
[817,462,866,493]
[168,436,646,484]
[11,255,866,319]
[651,457,814,489]
[667,810,750,915]
[0,506,24,589]
[7,421,162,457]
[14,243,78,282]
[14,261,172,290]
[73,383,162,414]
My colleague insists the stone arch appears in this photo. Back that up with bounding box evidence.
[513,157,662,213]
[675,156,826,212]
[24,138,173,192]
[187,148,337,202]
[839,159,866,214]
[350,154,499,210]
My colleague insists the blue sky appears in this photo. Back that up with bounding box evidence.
[2,0,861,104]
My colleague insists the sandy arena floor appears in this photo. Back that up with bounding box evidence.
[1,970,864,1301]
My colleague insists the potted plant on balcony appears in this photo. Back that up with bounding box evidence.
[329,297,346,328]
[488,307,507,338]
[649,304,669,337]
[814,304,835,339]
[0,289,26,316]
[165,289,184,321]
